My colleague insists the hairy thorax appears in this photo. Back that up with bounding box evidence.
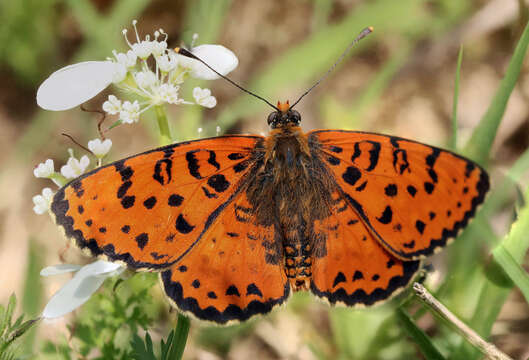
[246,125,336,291]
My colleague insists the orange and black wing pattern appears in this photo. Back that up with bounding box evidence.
[161,192,290,324]
[51,135,263,271]
[310,190,420,306]
[309,130,489,260]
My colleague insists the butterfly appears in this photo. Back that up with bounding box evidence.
[50,96,489,324]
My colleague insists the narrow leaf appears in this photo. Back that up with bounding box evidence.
[396,308,446,360]
[463,21,529,164]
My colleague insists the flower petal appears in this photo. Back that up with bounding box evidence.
[37,61,116,111]
[180,45,238,80]
[41,260,123,319]
[40,264,82,276]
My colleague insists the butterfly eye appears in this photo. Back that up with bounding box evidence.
[289,110,301,125]
[267,111,279,127]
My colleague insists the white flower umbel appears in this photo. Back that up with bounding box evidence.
[36,20,239,121]
[41,260,125,319]
[60,149,90,179]
[32,187,54,215]
[87,138,112,158]
[193,87,217,108]
[34,159,54,178]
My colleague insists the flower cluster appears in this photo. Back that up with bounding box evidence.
[37,20,238,126]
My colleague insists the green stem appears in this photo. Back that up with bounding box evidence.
[154,105,172,146]
[168,314,190,360]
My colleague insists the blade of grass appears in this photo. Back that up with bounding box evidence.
[396,308,446,360]
[450,45,463,151]
[463,21,529,165]
[492,245,529,303]
[167,314,190,360]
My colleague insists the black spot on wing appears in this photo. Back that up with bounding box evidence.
[175,214,195,234]
[186,151,201,179]
[207,151,220,170]
[117,180,132,199]
[121,225,130,233]
[333,272,346,287]
[135,233,149,250]
[377,206,393,224]
[121,196,135,209]
[143,196,157,209]
[342,166,361,186]
[228,153,245,160]
[385,184,397,197]
[352,271,364,281]
[407,185,417,197]
[415,220,426,234]
[246,283,263,297]
[168,194,184,207]
[226,285,241,297]
[207,174,230,192]
[202,186,218,199]
[153,159,172,185]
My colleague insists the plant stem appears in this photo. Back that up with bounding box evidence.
[154,105,172,146]
[413,283,513,360]
[168,314,190,360]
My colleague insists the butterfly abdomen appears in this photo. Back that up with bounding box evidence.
[249,125,337,291]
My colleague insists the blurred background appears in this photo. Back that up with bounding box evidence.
[1,0,528,359]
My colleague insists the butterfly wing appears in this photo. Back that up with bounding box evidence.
[310,189,420,306]
[51,135,263,270]
[309,130,489,260]
[161,192,290,324]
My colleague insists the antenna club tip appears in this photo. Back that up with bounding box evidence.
[174,46,180,52]
[368,26,374,32]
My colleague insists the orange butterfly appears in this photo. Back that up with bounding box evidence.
[50,28,489,324]
[50,97,488,324]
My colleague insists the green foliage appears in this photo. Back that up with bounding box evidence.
[0,294,39,360]
[131,315,190,360]
[463,21,529,165]
[41,273,159,359]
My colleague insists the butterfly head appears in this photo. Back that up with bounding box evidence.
[267,100,301,129]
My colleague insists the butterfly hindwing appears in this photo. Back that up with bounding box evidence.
[310,190,420,306]
[309,130,489,260]
[51,135,263,270]
[161,192,290,324]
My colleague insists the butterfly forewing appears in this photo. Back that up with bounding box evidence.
[309,130,489,260]
[51,135,263,270]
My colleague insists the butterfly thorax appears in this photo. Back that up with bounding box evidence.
[247,124,335,291]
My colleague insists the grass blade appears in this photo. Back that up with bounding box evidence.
[463,21,529,165]
[450,45,463,150]
[396,308,445,360]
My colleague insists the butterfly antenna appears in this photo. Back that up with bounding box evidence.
[289,26,374,109]
[61,133,94,155]
[175,47,279,111]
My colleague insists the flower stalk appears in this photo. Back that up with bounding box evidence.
[155,105,172,145]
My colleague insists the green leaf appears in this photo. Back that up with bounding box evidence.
[396,309,445,360]
[450,45,463,150]
[463,21,529,164]
[492,245,529,303]
[167,314,190,360]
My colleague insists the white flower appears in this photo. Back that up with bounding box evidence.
[32,187,54,215]
[61,154,90,178]
[41,260,125,319]
[37,61,118,111]
[156,52,178,73]
[193,87,217,108]
[33,159,54,178]
[157,84,182,104]
[102,95,122,115]
[134,70,157,88]
[88,139,112,158]
[179,44,238,80]
[120,100,140,124]
[36,20,238,116]
[113,49,137,68]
